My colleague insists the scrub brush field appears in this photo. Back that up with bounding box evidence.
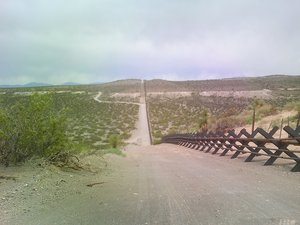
[0,91,139,152]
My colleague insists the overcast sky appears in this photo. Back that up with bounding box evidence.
[0,0,299,84]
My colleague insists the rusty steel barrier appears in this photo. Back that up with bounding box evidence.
[161,126,300,172]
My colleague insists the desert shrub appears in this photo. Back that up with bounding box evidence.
[198,110,209,131]
[153,130,163,138]
[153,139,162,145]
[293,102,300,126]
[108,134,121,148]
[256,104,277,118]
[148,94,250,137]
[0,94,70,166]
[167,128,177,135]
[285,101,300,124]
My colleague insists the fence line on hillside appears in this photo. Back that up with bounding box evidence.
[161,126,300,172]
[143,80,153,145]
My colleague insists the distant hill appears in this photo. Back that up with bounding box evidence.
[0,82,52,88]
[98,79,142,93]
[0,84,22,88]
[1,75,299,92]
[145,75,300,92]
[24,82,52,87]
[62,82,81,86]
[0,82,82,89]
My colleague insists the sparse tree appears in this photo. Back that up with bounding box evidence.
[0,94,70,166]
[198,109,209,132]
[296,103,300,128]
[109,134,121,149]
[251,99,263,132]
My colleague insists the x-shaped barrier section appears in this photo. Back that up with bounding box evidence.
[162,126,300,172]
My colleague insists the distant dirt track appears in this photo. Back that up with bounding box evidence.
[93,92,140,105]
[11,144,300,225]
[94,81,151,146]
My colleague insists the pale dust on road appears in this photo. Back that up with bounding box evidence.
[4,144,300,225]
[126,93,151,146]
[93,92,140,105]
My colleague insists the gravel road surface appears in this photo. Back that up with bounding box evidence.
[2,144,299,225]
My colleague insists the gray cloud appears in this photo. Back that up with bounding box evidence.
[0,0,299,84]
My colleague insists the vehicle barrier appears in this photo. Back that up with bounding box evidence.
[161,126,300,172]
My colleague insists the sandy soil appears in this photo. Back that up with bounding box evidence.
[234,110,298,138]
[0,154,108,225]
[111,93,141,98]
[1,144,300,225]
[126,95,151,146]
[199,89,272,99]
[148,92,193,98]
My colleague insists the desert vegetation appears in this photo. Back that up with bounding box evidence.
[148,94,248,143]
[0,90,139,166]
[0,94,70,166]
[1,76,300,161]
[144,76,300,143]
[148,93,300,144]
[51,92,138,149]
[145,75,300,92]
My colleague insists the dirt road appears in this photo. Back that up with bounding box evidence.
[127,81,151,146]
[126,101,151,146]
[94,80,151,146]
[93,92,140,105]
[2,144,300,225]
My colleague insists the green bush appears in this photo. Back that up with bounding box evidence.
[108,134,121,149]
[153,139,162,145]
[0,94,70,166]
[256,104,277,118]
[198,110,209,130]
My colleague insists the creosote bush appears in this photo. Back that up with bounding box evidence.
[108,134,121,149]
[0,94,70,166]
